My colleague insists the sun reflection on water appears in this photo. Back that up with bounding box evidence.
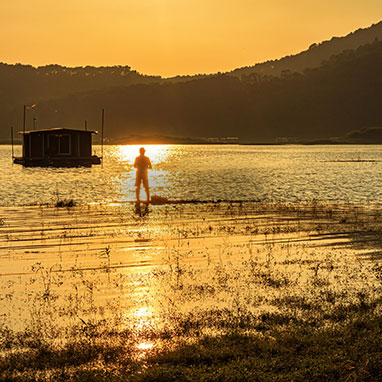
[133,306,153,322]
[131,305,156,358]
[129,305,159,331]
[112,144,179,202]
[136,342,154,351]
[117,144,175,165]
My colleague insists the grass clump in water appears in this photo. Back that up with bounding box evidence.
[55,199,76,208]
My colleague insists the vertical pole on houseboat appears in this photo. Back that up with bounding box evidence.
[11,126,14,160]
[85,120,88,131]
[22,105,26,159]
[101,109,104,168]
[23,105,26,134]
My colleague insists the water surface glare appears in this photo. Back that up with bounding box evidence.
[2,144,382,205]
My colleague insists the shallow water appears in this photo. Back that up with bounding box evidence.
[2,144,382,206]
[0,202,380,337]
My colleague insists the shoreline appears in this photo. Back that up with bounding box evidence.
[2,141,382,146]
[2,198,382,208]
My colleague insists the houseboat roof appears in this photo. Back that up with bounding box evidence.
[19,127,98,135]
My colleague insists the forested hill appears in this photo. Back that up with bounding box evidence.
[17,39,382,143]
[230,21,382,78]
[0,64,162,103]
[1,21,382,142]
[0,64,163,140]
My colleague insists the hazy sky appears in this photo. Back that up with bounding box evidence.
[1,0,381,77]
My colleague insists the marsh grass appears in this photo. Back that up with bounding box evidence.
[1,202,382,381]
[55,199,76,208]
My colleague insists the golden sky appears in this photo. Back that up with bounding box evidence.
[1,0,381,77]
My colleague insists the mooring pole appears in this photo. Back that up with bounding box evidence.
[11,126,14,160]
[101,109,104,167]
[22,105,27,159]
[85,120,87,131]
[23,105,26,134]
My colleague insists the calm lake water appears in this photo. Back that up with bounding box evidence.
[1,144,382,206]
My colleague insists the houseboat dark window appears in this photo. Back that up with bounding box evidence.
[47,134,71,155]
[48,135,59,155]
[59,135,70,155]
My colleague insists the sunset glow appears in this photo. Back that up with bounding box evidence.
[1,0,381,76]
[2,0,382,379]
[117,144,172,165]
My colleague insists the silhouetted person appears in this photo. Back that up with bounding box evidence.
[134,147,152,203]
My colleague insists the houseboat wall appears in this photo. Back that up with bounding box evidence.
[23,130,93,159]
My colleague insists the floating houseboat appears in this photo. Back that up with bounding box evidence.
[13,128,102,167]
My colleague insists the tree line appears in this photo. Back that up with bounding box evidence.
[1,39,382,142]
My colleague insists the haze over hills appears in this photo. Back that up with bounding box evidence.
[1,21,382,143]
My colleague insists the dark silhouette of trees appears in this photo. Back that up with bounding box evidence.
[230,21,382,78]
[1,23,382,143]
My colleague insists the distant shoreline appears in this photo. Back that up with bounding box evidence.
[240,141,382,145]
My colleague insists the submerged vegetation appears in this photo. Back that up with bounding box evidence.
[1,202,382,380]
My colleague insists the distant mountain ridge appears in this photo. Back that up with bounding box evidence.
[230,21,382,78]
[27,38,382,143]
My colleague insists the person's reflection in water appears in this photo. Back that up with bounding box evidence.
[134,147,152,204]
[134,202,149,216]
